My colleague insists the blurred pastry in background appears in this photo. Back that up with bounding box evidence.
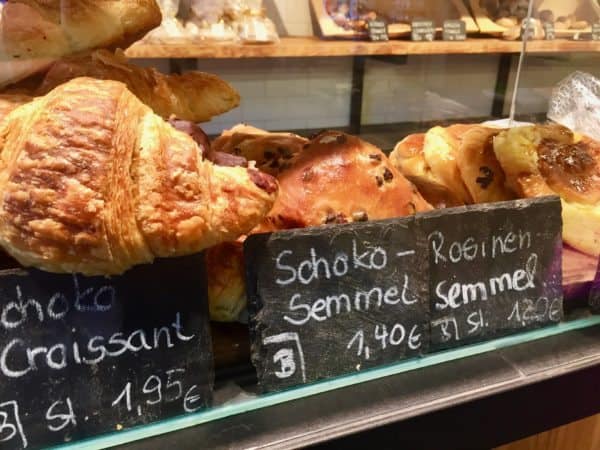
[2,49,240,123]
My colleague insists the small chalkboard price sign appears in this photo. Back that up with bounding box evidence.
[367,20,388,42]
[543,22,555,40]
[245,218,429,392]
[421,197,563,350]
[521,18,536,40]
[0,254,213,449]
[592,23,600,41]
[411,20,435,41]
[443,20,466,41]
[246,196,563,392]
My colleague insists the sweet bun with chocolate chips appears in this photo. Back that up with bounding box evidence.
[258,130,431,232]
[211,124,308,176]
[206,129,431,322]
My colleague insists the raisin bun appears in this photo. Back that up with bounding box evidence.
[494,124,600,256]
[456,125,515,204]
[390,125,476,208]
[212,124,308,176]
[258,130,431,231]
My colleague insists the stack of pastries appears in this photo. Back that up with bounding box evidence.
[0,0,278,275]
[390,122,600,258]
[0,1,597,324]
[208,121,600,321]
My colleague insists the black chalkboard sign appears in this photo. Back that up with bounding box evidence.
[246,197,563,392]
[421,197,563,350]
[593,23,600,41]
[411,20,435,41]
[245,218,429,392]
[442,20,466,41]
[0,254,212,449]
[367,20,389,42]
[543,22,555,40]
[588,257,600,314]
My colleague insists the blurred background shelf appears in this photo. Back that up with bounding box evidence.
[126,37,600,59]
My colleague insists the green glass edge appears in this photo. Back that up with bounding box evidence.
[50,316,600,450]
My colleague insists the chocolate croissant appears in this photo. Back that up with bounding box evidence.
[0,77,277,275]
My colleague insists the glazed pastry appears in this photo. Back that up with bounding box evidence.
[260,130,431,231]
[208,129,431,322]
[0,0,162,86]
[390,125,474,208]
[494,124,600,256]
[4,50,240,123]
[456,126,515,204]
[211,124,308,175]
[0,77,277,275]
[390,133,460,208]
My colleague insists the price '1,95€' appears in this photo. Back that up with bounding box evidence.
[112,367,204,417]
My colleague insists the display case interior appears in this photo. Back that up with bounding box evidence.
[0,0,599,448]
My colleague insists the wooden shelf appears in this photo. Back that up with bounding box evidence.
[126,36,600,59]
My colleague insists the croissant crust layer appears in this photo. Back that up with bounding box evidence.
[0,77,277,274]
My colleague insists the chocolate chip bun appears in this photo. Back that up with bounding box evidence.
[258,130,431,232]
[207,129,431,322]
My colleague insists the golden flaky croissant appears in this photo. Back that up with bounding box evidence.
[0,77,277,275]
[494,124,600,257]
[0,93,31,120]
[0,0,162,86]
[4,50,240,123]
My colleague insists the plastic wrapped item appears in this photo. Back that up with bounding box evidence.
[548,71,600,142]
[144,0,190,41]
[237,10,280,43]
[184,0,278,42]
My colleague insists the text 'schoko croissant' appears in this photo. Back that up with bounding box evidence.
[0,77,278,275]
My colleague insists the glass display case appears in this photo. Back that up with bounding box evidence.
[0,1,598,449]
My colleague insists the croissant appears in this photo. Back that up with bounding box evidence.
[3,50,240,123]
[0,77,277,275]
[0,93,31,120]
[0,0,162,86]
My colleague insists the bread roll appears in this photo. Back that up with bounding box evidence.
[456,126,515,204]
[207,129,431,322]
[260,130,431,231]
[0,77,277,274]
[494,124,600,256]
[390,125,474,207]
